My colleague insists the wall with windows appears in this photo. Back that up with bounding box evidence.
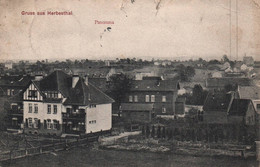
[85,103,112,133]
[125,91,177,115]
[23,101,63,135]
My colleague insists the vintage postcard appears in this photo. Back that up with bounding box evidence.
[0,0,260,166]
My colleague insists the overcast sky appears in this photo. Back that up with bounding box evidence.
[0,0,260,61]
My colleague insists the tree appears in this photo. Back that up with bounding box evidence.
[108,73,133,111]
[176,64,196,81]
[222,55,229,62]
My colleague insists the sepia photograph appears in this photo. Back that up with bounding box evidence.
[0,0,260,166]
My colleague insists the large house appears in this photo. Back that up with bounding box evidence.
[120,77,183,123]
[203,91,256,125]
[22,70,114,136]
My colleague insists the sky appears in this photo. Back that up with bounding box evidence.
[0,0,260,61]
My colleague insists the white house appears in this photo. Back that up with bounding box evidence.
[23,70,114,136]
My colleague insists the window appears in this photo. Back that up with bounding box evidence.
[129,96,133,102]
[134,95,138,102]
[28,118,33,128]
[151,95,155,102]
[11,89,15,96]
[34,118,38,128]
[7,89,10,96]
[257,104,260,111]
[89,120,96,124]
[47,105,51,114]
[53,120,58,130]
[47,119,52,129]
[162,107,166,113]
[89,104,96,108]
[47,91,58,98]
[28,103,32,113]
[28,90,37,98]
[53,105,57,114]
[34,104,38,113]
[145,95,150,102]
[162,96,166,102]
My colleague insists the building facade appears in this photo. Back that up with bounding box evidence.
[22,70,114,136]
[120,78,183,123]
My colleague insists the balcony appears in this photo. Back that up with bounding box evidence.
[62,112,86,120]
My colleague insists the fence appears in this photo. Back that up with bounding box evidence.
[0,136,98,162]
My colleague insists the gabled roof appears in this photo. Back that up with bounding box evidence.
[130,80,179,92]
[203,91,233,112]
[39,70,72,97]
[228,99,253,116]
[23,70,114,106]
[238,86,260,99]
[64,78,114,105]
[206,77,252,88]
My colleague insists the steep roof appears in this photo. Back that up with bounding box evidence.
[203,91,233,112]
[64,78,114,105]
[228,99,253,116]
[26,70,114,105]
[39,70,72,97]
[130,80,179,92]
[238,86,260,99]
[206,77,252,88]
[88,77,108,93]
[0,75,32,87]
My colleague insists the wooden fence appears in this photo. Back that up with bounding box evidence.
[0,136,98,162]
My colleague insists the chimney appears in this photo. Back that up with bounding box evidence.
[72,75,79,88]
[84,75,88,85]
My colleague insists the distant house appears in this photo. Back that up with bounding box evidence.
[0,75,32,97]
[237,86,260,114]
[243,56,254,66]
[120,78,182,123]
[203,91,234,124]
[211,71,223,78]
[135,71,157,80]
[22,70,114,136]
[227,99,256,125]
[4,62,13,70]
[222,62,231,71]
[205,77,252,91]
[240,64,248,71]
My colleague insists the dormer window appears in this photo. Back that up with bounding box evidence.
[46,91,58,98]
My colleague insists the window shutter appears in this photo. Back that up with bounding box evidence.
[57,121,60,130]
[44,120,47,129]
